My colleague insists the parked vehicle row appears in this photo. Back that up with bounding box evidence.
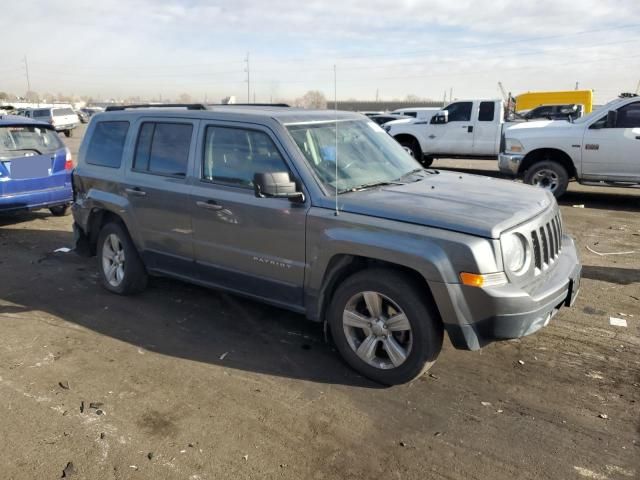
[70,104,581,385]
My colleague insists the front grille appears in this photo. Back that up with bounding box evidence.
[531,213,562,273]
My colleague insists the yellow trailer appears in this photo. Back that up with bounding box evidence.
[515,90,593,114]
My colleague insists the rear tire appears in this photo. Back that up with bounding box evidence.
[523,160,569,198]
[64,130,72,138]
[49,205,70,216]
[327,269,443,385]
[96,222,148,295]
[422,156,434,168]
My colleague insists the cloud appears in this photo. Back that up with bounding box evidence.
[1,0,638,101]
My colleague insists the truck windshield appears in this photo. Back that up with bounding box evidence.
[286,120,421,193]
[0,125,63,159]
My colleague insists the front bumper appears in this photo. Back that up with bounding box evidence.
[432,234,581,350]
[498,152,525,176]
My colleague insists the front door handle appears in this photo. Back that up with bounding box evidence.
[196,200,223,211]
[635,136,640,140]
[125,187,147,197]
[467,126,474,133]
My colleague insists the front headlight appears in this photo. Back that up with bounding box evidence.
[505,138,524,153]
[502,233,529,274]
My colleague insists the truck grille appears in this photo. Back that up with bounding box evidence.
[531,213,563,273]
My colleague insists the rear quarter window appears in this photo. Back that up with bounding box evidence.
[33,109,51,117]
[53,108,76,116]
[85,121,130,168]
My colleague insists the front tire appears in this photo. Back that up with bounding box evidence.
[96,222,148,295]
[327,269,443,385]
[64,129,73,138]
[397,137,422,162]
[523,160,569,198]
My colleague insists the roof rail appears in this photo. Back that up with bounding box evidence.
[105,103,207,112]
[218,103,290,107]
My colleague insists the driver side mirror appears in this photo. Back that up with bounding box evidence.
[431,110,448,124]
[606,110,618,128]
[253,172,304,202]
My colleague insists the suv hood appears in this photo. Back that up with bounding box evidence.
[335,171,553,238]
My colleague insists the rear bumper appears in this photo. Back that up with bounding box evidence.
[0,187,73,212]
[54,124,77,131]
[498,153,525,176]
[432,235,581,350]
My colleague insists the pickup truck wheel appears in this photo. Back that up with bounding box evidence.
[49,205,70,216]
[328,269,443,385]
[64,130,73,138]
[97,222,148,295]
[398,138,422,161]
[524,161,569,198]
[422,156,434,168]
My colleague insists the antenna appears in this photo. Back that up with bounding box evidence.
[244,52,250,103]
[334,64,339,217]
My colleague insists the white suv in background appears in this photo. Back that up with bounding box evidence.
[499,93,640,197]
[24,106,79,137]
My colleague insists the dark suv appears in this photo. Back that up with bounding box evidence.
[72,104,581,384]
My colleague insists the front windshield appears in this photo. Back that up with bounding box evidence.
[572,98,620,125]
[286,119,422,193]
[0,125,63,159]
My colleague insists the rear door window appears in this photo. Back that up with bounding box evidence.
[478,102,495,122]
[86,121,130,168]
[133,122,193,177]
[33,109,51,118]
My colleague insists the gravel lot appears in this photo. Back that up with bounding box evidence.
[0,124,638,479]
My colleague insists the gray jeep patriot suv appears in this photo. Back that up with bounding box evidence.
[72,104,581,385]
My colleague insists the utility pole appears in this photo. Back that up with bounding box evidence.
[443,90,447,107]
[244,52,250,103]
[575,81,579,90]
[635,80,640,95]
[23,55,31,97]
[449,88,453,103]
[375,88,379,102]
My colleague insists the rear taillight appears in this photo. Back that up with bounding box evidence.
[64,148,74,170]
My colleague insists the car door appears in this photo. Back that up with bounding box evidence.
[190,122,308,308]
[581,101,640,181]
[427,101,474,155]
[472,101,500,155]
[123,118,197,274]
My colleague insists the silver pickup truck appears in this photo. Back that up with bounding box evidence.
[71,104,581,385]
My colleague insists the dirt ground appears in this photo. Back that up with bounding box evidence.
[0,125,638,480]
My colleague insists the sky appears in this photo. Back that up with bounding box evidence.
[1,0,639,103]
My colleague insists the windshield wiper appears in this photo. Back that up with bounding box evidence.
[338,180,400,194]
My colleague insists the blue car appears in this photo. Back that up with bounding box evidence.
[0,115,73,216]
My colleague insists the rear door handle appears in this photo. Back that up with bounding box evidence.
[196,200,223,211]
[125,187,147,197]
[635,136,640,140]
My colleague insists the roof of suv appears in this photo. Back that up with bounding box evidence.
[0,114,52,127]
[95,105,364,125]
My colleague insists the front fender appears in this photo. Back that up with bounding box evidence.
[304,208,501,321]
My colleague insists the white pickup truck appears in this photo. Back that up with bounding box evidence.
[499,93,640,197]
[385,99,509,166]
